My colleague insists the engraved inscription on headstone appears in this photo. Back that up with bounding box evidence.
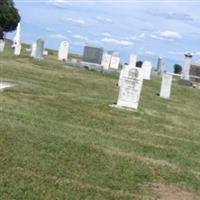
[160,73,173,99]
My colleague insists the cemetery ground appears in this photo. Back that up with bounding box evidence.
[0,45,200,200]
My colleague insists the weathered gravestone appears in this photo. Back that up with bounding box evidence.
[83,45,103,64]
[142,61,152,80]
[58,41,69,61]
[113,66,144,111]
[14,44,21,56]
[110,55,120,70]
[34,39,44,60]
[129,54,137,68]
[101,53,112,70]
[182,52,192,81]
[160,73,173,99]
[0,40,5,52]
[12,22,21,56]
[31,43,36,57]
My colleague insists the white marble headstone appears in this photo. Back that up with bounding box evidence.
[58,41,69,61]
[129,54,137,68]
[142,61,152,80]
[31,43,36,57]
[110,56,120,69]
[0,40,5,52]
[101,53,112,70]
[34,39,44,60]
[14,44,21,55]
[160,73,173,99]
[117,66,144,110]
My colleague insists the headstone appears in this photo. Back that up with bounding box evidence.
[83,45,103,64]
[189,62,200,83]
[110,56,120,69]
[129,54,137,68]
[58,41,69,61]
[116,66,144,110]
[101,53,112,70]
[12,22,21,48]
[14,44,21,55]
[160,73,173,99]
[182,52,193,81]
[142,61,152,80]
[34,38,44,60]
[0,40,5,52]
[156,57,163,75]
[31,43,36,57]
[43,50,48,56]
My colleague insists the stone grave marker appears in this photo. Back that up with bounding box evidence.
[31,43,36,57]
[110,56,120,69]
[14,44,21,56]
[0,40,5,52]
[58,41,69,61]
[112,66,144,111]
[129,54,137,68]
[142,61,152,80]
[101,53,112,70]
[34,38,44,60]
[83,45,103,64]
[160,72,173,99]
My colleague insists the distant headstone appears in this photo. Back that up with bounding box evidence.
[14,44,21,55]
[12,22,21,55]
[34,38,44,60]
[129,54,137,68]
[31,43,36,57]
[142,61,152,80]
[101,53,112,70]
[160,73,173,99]
[0,40,5,52]
[190,62,200,83]
[110,56,120,70]
[156,57,163,75]
[182,52,192,81]
[58,41,69,61]
[115,66,144,110]
[83,45,103,64]
[43,50,48,56]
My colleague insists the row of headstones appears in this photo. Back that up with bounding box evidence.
[113,54,173,111]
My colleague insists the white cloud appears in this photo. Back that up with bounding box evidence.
[49,0,70,8]
[48,34,66,39]
[96,16,113,23]
[101,37,133,46]
[144,50,154,55]
[63,17,86,26]
[102,32,112,37]
[151,31,182,40]
[72,34,88,41]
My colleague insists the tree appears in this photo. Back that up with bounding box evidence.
[0,0,21,39]
[174,64,182,74]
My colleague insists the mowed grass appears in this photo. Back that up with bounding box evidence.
[0,46,200,200]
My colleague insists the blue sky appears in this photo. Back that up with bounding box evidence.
[7,0,200,71]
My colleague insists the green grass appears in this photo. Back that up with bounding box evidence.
[0,45,200,199]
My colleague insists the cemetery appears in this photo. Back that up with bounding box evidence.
[1,1,200,199]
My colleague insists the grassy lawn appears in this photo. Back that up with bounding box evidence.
[0,45,200,199]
